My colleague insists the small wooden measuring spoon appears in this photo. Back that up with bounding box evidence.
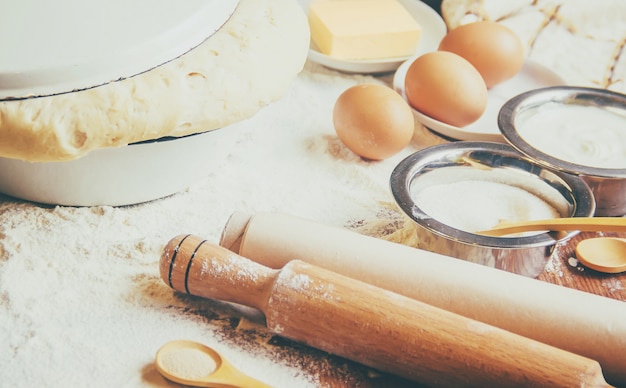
[576,237,626,274]
[155,339,271,387]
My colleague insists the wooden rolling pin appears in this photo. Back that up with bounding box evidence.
[161,234,612,388]
[220,211,626,386]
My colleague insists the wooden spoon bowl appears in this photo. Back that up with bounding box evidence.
[576,237,626,274]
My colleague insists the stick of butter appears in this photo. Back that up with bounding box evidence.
[308,0,422,60]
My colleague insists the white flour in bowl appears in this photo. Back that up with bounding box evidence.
[414,180,560,233]
[410,166,564,233]
[516,102,626,169]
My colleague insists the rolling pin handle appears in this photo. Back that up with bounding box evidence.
[160,234,275,312]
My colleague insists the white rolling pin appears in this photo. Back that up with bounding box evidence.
[220,211,626,387]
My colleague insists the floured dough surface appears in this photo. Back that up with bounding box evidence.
[0,0,309,162]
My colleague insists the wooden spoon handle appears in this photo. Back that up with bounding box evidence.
[478,217,626,236]
[160,234,612,388]
[207,358,273,388]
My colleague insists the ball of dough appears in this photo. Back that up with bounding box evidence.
[0,0,310,162]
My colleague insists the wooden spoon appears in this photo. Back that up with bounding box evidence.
[155,339,271,387]
[477,217,626,237]
[576,237,626,274]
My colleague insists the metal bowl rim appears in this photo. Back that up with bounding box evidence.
[390,141,595,249]
[498,85,626,178]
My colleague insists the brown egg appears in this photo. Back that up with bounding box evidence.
[333,84,414,160]
[404,51,487,127]
[438,21,524,88]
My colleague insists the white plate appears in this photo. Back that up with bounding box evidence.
[305,0,446,74]
[393,59,567,142]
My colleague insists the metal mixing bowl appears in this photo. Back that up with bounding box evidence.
[498,86,626,216]
[390,141,595,278]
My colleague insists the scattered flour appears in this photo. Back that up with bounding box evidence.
[0,60,417,388]
[543,255,564,277]
[567,257,580,268]
[602,279,625,294]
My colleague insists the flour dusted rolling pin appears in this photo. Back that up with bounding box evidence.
[161,234,611,387]
[220,211,626,386]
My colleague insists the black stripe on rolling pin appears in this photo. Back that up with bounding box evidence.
[168,234,192,289]
[184,239,208,294]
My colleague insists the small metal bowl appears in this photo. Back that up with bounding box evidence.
[390,141,594,278]
[498,86,626,216]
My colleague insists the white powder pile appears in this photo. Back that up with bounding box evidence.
[158,348,217,380]
[0,61,418,387]
[517,103,626,169]
[411,165,563,233]
[414,180,559,232]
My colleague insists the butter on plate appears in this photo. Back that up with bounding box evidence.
[308,0,422,60]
